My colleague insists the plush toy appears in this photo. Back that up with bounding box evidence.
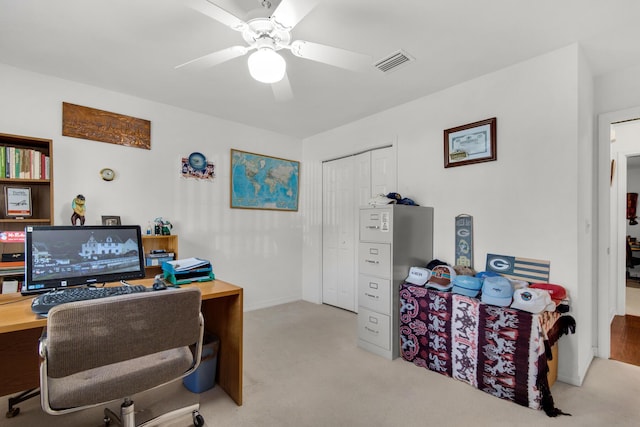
[453,265,476,276]
[71,194,86,226]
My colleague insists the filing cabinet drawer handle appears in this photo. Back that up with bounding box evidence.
[365,225,380,230]
[364,292,379,299]
[364,326,379,334]
[365,259,379,264]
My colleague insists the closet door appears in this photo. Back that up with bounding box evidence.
[322,148,395,312]
[352,152,372,309]
[322,156,356,310]
[371,146,397,197]
[322,152,370,311]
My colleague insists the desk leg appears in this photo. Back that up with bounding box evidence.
[201,291,243,406]
[0,328,42,397]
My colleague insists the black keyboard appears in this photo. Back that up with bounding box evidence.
[31,285,148,315]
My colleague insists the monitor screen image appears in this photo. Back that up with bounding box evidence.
[23,225,145,295]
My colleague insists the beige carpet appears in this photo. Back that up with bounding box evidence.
[2,300,640,427]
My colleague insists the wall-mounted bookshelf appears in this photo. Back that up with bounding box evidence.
[0,133,53,292]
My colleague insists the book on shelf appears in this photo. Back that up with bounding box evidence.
[146,252,175,258]
[7,146,14,178]
[0,261,25,277]
[14,147,20,178]
[1,146,50,179]
[144,251,176,267]
[145,255,175,266]
[0,261,25,268]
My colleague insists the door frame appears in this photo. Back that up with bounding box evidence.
[614,150,640,313]
[597,106,640,358]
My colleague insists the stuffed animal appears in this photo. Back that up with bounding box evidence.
[453,265,476,276]
[71,194,86,226]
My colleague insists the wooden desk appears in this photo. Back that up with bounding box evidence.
[0,279,243,406]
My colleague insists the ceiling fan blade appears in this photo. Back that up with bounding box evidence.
[175,46,249,70]
[189,0,247,32]
[271,73,294,102]
[271,0,319,30]
[289,40,372,72]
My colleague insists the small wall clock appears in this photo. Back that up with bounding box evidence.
[188,152,207,171]
[100,167,115,181]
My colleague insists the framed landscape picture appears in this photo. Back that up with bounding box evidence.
[230,149,300,211]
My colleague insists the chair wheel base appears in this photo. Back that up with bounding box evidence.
[5,407,20,418]
[193,410,205,427]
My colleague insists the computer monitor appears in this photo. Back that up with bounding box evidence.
[22,225,146,295]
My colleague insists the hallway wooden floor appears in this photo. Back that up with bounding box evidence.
[611,314,640,366]
[611,281,640,366]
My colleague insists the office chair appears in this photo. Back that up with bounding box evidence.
[39,287,206,427]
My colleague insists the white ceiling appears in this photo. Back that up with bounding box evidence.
[1,0,640,139]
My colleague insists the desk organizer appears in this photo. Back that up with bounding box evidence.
[162,258,214,285]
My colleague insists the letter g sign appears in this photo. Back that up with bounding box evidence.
[488,256,511,272]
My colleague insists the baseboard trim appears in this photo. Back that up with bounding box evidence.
[244,295,302,312]
[558,350,594,386]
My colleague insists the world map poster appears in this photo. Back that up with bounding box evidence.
[230,149,299,211]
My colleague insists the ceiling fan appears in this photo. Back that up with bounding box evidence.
[176,0,372,101]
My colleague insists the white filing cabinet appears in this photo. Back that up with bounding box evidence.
[357,204,433,359]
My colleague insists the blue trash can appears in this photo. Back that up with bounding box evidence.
[183,333,219,393]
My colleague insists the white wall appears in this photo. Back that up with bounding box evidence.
[577,49,596,379]
[595,63,640,115]
[0,64,303,311]
[302,44,591,385]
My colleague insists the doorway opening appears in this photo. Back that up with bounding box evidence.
[605,117,640,367]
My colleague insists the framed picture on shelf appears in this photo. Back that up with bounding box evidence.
[5,187,32,217]
[444,117,497,168]
[101,215,121,226]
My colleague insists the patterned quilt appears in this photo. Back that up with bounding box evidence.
[399,284,560,411]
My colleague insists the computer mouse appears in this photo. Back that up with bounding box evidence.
[152,280,167,291]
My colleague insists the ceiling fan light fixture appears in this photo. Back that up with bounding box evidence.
[248,48,286,84]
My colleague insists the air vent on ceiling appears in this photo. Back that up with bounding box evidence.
[374,50,414,73]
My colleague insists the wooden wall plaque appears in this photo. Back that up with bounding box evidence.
[62,102,151,150]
